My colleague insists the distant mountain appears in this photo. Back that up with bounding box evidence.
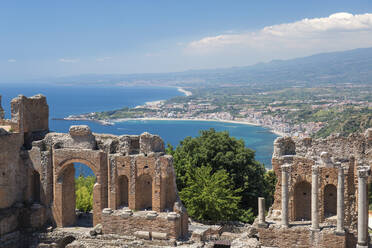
[51,47,372,87]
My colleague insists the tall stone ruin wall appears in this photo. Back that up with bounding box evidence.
[10,94,49,134]
[270,130,372,229]
[0,94,188,248]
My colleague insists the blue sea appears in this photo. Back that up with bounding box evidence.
[0,83,278,175]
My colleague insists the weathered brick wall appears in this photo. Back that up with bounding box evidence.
[101,210,182,239]
[52,148,108,227]
[10,94,49,134]
[28,146,53,207]
[109,153,179,212]
[258,226,350,248]
[0,94,188,240]
[270,132,369,227]
[0,132,25,209]
[0,209,20,237]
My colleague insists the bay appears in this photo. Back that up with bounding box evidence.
[0,83,278,176]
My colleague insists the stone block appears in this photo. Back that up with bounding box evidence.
[102,208,113,215]
[167,212,180,221]
[69,125,92,137]
[94,223,103,234]
[120,209,133,218]
[118,135,140,155]
[134,231,151,240]
[151,231,168,240]
[140,132,165,154]
[146,211,158,220]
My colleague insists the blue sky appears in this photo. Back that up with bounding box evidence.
[1,0,372,81]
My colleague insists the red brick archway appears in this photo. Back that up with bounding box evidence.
[52,149,107,227]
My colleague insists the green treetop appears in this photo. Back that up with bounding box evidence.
[167,128,276,223]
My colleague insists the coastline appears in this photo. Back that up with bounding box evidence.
[111,117,285,137]
[177,87,192,96]
[135,87,192,108]
[58,86,286,137]
[58,116,285,136]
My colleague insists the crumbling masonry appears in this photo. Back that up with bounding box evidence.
[1,93,372,248]
[0,94,188,248]
[256,131,372,248]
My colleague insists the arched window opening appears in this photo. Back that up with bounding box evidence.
[136,174,152,210]
[324,184,337,218]
[118,175,129,208]
[293,181,311,221]
[74,163,96,227]
[56,162,96,227]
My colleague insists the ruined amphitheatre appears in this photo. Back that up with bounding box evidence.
[0,94,371,248]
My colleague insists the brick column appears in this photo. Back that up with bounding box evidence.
[281,164,291,227]
[357,166,370,248]
[311,165,320,231]
[335,163,345,235]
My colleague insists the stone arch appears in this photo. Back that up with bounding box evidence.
[59,158,98,176]
[135,174,152,210]
[293,181,311,221]
[323,184,337,218]
[53,149,108,227]
[117,175,129,207]
[58,159,98,226]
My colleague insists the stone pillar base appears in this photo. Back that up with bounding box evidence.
[258,223,268,228]
[356,245,368,248]
[334,230,345,236]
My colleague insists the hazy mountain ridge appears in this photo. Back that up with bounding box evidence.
[51,47,372,87]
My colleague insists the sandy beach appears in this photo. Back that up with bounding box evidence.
[111,117,286,137]
[177,87,192,96]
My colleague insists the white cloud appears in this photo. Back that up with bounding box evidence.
[95,56,112,62]
[186,12,372,61]
[59,58,80,63]
[7,59,16,63]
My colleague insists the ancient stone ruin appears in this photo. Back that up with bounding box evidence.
[0,94,188,247]
[256,131,372,248]
[1,93,372,248]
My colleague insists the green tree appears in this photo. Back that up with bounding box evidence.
[180,166,241,221]
[263,170,277,207]
[76,185,93,212]
[167,128,274,222]
[75,175,95,212]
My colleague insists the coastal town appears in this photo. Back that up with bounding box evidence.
[64,84,372,138]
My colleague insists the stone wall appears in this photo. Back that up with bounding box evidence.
[258,225,348,248]
[10,94,49,134]
[0,131,24,209]
[270,131,371,228]
[0,95,51,244]
[101,209,184,239]
[0,94,188,247]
